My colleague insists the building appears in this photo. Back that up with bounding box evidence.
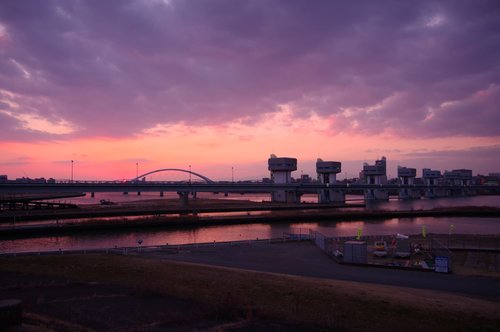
[444,169,474,196]
[361,157,388,200]
[422,168,446,198]
[316,159,344,203]
[397,166,420,199]
[268,154,299,203]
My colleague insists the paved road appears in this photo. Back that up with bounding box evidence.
[144,241,500,301]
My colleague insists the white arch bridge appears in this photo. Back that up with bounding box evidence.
[130,168,214,184]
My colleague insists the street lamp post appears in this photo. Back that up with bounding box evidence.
[189,165,191,184]
[136,162,138,181]
[71,160,74,183]
[231,167,234,183]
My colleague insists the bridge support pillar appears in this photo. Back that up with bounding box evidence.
[318,189,345,204]
[91,192,95,198]
[178,192,189,205]
[364,188,389,201]
[271,191,300,203]
[160,191,164,197]
[137,192,141,196]
[123,192,128,195]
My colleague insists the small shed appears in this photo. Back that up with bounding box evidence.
[344,241,367,264]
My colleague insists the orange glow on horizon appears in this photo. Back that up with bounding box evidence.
[1,109,499,181]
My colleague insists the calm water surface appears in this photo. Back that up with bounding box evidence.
[1,194,499,253]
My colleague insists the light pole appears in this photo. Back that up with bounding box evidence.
[71,160,74,183]
[189,165,191,184]
[136,162,138,181]
[231,167,234,183]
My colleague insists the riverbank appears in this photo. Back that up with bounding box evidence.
[1,198,500,237]
[1,242,499,331]
[0,198,365,222]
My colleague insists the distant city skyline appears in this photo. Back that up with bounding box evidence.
[1,155,498,183]
[1,1,499,181]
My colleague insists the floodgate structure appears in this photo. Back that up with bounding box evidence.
[267,155,480,203]
[1,155,496,208]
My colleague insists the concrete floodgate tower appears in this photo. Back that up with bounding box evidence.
[362,156,388,200]
[423,168,446,198]
[397,166,420,199]
[316,159,345,203]
[444,169,474,196]
[268,154,298,203]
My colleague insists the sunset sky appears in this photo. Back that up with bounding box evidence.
[1,0,499,181]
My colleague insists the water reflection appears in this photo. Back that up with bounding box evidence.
[55,192,276,205]
[1,216,499,254]
[365,195,500,210]
[2,195,499,254]
[60,192,500,209]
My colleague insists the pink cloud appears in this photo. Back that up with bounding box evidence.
[0,0,499,141]
[1,1,500,179]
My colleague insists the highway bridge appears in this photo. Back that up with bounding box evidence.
[0,181,495,195]
[1,167,497,203]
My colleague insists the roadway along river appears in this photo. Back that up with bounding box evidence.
[0,194,499,254]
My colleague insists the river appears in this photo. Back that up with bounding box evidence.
[0,194,499,254]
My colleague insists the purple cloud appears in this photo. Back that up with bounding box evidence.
[0,0,499,140]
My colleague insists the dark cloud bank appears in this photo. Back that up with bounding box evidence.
[0,0,499,140]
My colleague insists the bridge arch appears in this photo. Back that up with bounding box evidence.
[130,168,214,183]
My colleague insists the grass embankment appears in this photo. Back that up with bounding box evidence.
[1,254,499,331]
